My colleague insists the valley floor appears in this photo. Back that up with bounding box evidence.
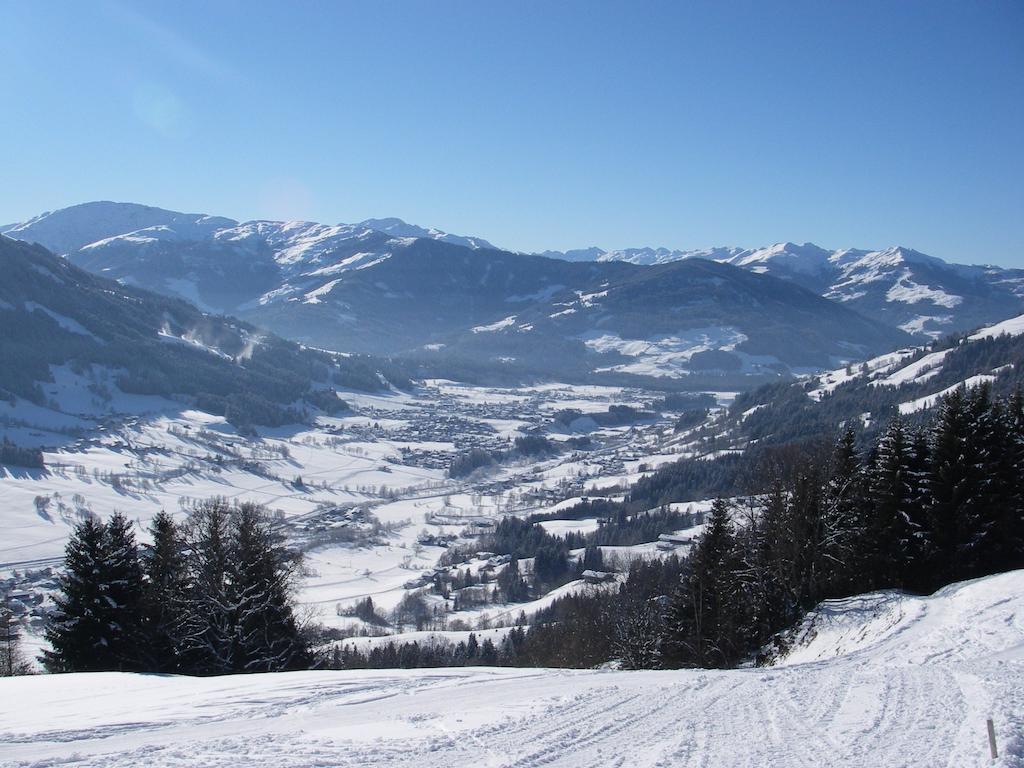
[2,571,1022,768]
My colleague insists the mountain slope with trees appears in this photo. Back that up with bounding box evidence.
[0,236,408,430]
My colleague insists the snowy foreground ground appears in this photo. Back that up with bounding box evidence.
[3,570,1023,768]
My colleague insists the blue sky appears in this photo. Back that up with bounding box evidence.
[2,1,1022,264]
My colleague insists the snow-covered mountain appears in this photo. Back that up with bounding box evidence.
[2,203,912,381]
[2,202,497,316]
[544,241,1024,338]
[357,216,494,249]
[2,202,230,255]
[538,245,745,265]
[2,202,492,292]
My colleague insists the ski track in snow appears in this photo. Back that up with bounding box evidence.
[2,571,1022,767]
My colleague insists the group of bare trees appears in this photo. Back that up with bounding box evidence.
[0,604,32,676]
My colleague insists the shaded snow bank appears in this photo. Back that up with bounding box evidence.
[770,569,1024,668]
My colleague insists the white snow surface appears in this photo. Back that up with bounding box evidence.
[873,348,951,387]
[580,327,787,378]
[2,569,1022,767]
[471,315,517,333]
[885,271,963,308]
[538,517,601,536]
[898,374,999,414]
[969,313,1024,341]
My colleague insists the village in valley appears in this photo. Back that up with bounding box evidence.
[1,376,724,660]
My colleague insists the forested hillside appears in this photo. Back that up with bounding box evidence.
[0,236,410,429]
[729,320,1024,446]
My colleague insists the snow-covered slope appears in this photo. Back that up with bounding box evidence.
[722,243,1024,339]
[357,217,495,249]
[540,245,745,266]
[2,201,237,255]
[2,202,491,259]
[2,570,1021,767]
[1,203,493,312]
[804,312,1024,415]
[772,569,1024,667]
[1,203,504,341]
[546,241,1024,339]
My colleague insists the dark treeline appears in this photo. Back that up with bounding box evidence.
[448,435,558,478]
[657,392,717,412]
[551,405,657,429]
[1,602,32,676]
[43,498,309,675]
[658,382,1024,668]
[478,504,696,595]
[628,452,747,508]
[0,438,44,469]
[327,630,511,670]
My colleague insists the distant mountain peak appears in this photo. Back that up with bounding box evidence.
[357,217,495,249]
[1,203,496,257]
[1,201,238,256]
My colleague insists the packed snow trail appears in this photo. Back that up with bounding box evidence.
[2,571,1023,768]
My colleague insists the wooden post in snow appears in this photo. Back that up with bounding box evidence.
[987,718,998,760]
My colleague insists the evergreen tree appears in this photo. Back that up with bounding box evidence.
[496,556,529,602]
[613,597,662,669]
[957,385,998,577]
[925,388,977,585]
[663,498,744,667]
[141,511,187,672]
[989,388,1024,572]
[44,516,114,672]
[1,602,30,676]
[787,469,828,609]
[866,417,921,589]
[178,498,234,674]
[229,502,308,672]
[479,638,499,665]
[745,477,795,649]
[581,545,605,572]
[103,511,145,670]
[822,427,867,594]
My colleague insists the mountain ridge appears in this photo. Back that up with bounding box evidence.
[542,240,1024,338]
[5,202,1004,383]
[3,203,913,382]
